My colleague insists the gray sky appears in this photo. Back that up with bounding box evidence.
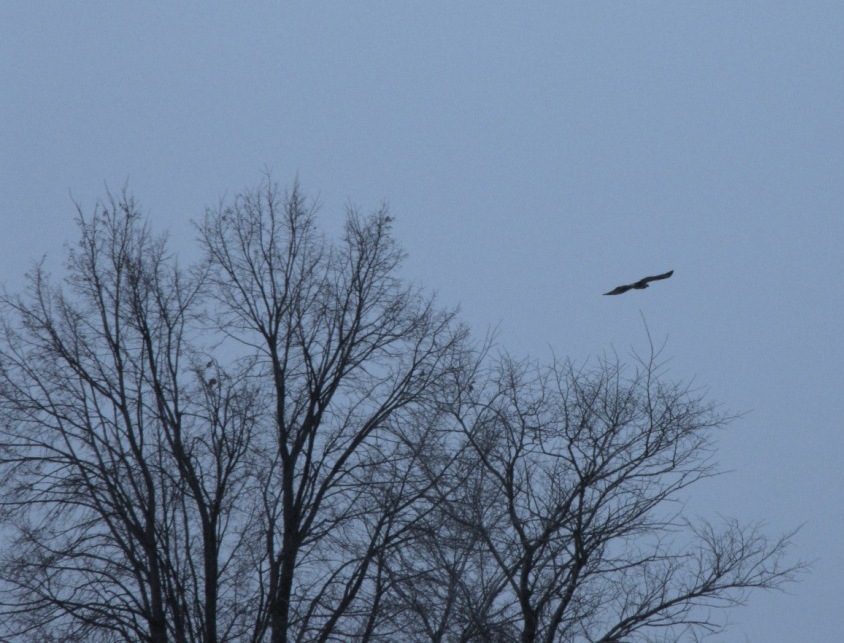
[2,3,842,640]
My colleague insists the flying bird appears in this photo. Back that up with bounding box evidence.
[603,270,674,296]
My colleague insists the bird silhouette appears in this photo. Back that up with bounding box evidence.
[603,270,674,296]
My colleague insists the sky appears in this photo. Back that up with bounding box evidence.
[2,2,843,640]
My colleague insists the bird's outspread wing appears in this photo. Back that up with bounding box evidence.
[603,284,633,296]
[636,270,674,286]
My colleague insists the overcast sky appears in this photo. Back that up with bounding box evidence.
[2,3,842,640]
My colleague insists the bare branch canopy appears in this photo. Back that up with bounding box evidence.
[0,181,801,642]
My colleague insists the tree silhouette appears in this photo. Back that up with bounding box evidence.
[0,180,801,642]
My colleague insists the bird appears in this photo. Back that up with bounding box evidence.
[603,270,674,296]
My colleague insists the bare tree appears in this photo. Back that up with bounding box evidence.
[198,181,470,642]
[388,350,802,643]
[0,198,258,642]
[0,178,802,642]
